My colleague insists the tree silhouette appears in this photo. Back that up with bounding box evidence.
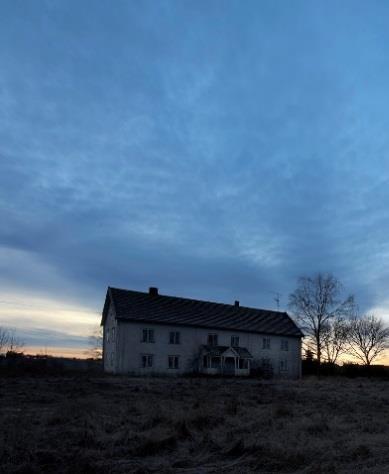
[289,273,354,367]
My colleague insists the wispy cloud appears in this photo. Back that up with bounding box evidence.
[1,0,389,353]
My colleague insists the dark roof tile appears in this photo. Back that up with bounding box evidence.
[102,287,303,338]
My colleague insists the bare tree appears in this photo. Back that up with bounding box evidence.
[0,327,25,355]
[8,328,25,353]
[347,314,389,365]
[85,327,103,359]
[0,327,10,354]
[321,316,350,364]
[288,273,354,366]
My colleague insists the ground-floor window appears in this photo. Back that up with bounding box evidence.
[141,354,153,368]
[280,359,288,371]
[238,358,249,369]
[203,356,221,368]
[168,355,179,369]
[261,358,272,369]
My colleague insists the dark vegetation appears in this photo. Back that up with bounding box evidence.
[1,373,389,473]
[0,352,102,375]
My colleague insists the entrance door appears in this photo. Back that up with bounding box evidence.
[223,357,235,375]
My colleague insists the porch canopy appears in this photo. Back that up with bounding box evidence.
[200,345,253,374]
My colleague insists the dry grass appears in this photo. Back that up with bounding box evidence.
[1,375,389,473]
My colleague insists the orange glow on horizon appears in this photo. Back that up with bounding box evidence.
[23,346,92,359]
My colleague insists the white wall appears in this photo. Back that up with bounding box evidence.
[102,302,118,373]
[111,319,301,378]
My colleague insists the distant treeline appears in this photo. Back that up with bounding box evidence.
[0,352,102,376]
[302,358,389,378]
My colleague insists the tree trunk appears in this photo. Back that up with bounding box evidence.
[316,337,321,375]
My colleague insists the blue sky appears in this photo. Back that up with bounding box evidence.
[1,1,389,355]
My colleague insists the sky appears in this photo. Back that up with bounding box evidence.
[1,0,389,358]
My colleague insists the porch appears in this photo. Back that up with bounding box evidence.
[200,345,253,376]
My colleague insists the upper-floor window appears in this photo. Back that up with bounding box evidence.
[263,337,271,350]
[111,327,116,342]
[142,328,155,343]
[168,355,179,369]
[281,339,289,351]
[106,328,110,343]
[141,354,153,368]
[207,334,218,346]
[169,331,180,344]
[231,335,239,347]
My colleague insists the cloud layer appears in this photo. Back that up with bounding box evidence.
[1,1,389,352]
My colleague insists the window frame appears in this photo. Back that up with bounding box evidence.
[231,335,240,347]
[281,339,289,351]
[279,359,288,372]
[207,333,218,346]
[262,337,271,350]
[261,357,271,369]
[169,331,180,345]
[168,355,179,369]
[142,328,155,343]
[141,354,154,368]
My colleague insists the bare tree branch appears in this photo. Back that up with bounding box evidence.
[85,327,103,360]
[289,273,354,366]
[322,317,350,364]
[0,327,25,355]
[0,327,10,354]
[347,315,389,365]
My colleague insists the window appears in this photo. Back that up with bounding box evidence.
[141,354,153,368]
[203,356,211,368]
[261,358,272,369]
[168,355,179,369]
[110,352,114,365]
[280,359,288,371]
[238,358,249,369]
[261,358,273,376]
[262,337,271,350]
[106,328,110,343]
[142,328,155,343]
[281,339,289,351]
[111,327,116,342]
[231,335,239,347]
[207,334,218,346]
[169,331,180,344]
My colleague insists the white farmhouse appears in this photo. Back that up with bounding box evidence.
[101,286,303,378]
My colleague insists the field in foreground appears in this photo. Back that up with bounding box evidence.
[1,376,389,473]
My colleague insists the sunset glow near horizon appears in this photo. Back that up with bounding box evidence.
[1,1,389,361]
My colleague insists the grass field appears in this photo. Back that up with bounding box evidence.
[1,375,389,473]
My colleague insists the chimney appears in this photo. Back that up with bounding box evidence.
[149,287,159,296]
[234,300,240,307]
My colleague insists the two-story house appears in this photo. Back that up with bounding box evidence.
[101,286,303,378]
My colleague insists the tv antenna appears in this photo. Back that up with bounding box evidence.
[271,292,281,310]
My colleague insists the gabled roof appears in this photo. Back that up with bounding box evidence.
[201,345,253,359]
[101,287,303,338]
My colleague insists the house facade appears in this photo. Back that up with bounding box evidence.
[101,287,303,378]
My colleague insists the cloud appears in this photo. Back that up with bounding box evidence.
[1,0,389,354]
